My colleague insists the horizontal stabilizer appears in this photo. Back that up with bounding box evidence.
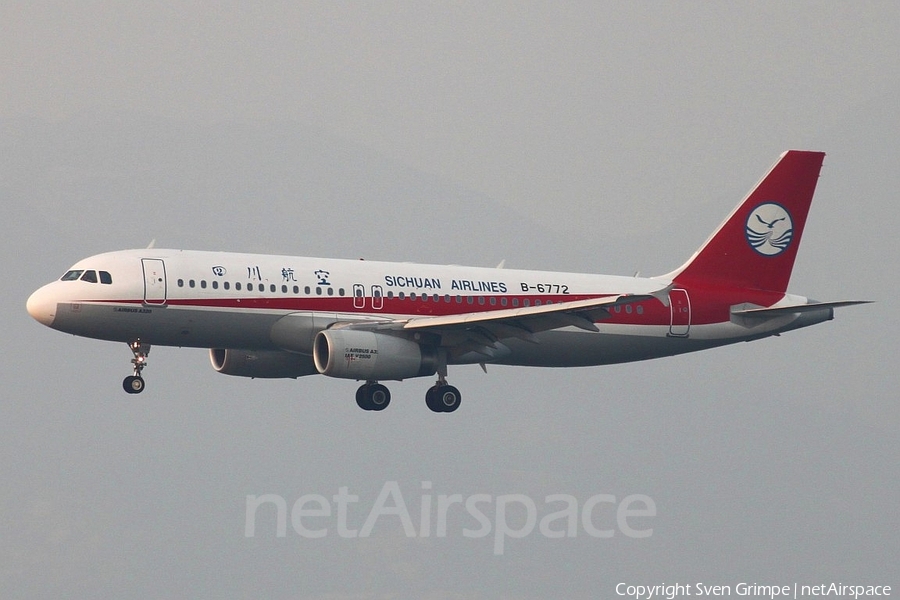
[731,300,872,318]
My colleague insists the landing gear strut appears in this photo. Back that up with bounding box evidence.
[123,339,150,394]
[356,382,391,411]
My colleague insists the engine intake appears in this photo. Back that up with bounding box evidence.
[210,348,317,379]
[313,329,437,381]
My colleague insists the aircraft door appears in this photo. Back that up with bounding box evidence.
[352,284,365,309]
[142,258,167,305]
[668,288,690,337]
[371,285,384,310]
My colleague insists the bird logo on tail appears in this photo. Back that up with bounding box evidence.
[745,203,793,256]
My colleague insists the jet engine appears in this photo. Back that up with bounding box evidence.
[209,348,318,379]
[313,329,437,381]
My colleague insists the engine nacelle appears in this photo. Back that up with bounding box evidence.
[209,348,318,379]
[313,329,437,381]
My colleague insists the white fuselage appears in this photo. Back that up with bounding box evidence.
[27,248,828,369]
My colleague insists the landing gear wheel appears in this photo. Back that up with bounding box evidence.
[426,384,461,413]
[368,384,391,411]
[123,375,145,394]
[356,383,391,411]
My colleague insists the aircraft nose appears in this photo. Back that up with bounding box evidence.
[27,284,58,327]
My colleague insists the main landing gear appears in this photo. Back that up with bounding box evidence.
[123,339,150,394]
[425,378,462,413]
[355,377,462,413]
[356,382,391,411]
[426,361,461,413]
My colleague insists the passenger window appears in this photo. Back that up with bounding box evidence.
[80,270,98,283]
[305,286,311,295]
[490,297,497,306]
[327,288,334,296]
[467,296,474,304]
[189,280,196,288]
[293,286,299,294]
[178,279,185,287]
[99,271,112,284]
[339,288,345,296]
[236,282,242,291]
[501,298,508,307]
[212,281,219,289]
[201,280,207,289]
[224,282,230,290]
[271,284,276,293]
[512,298,519,307]
[478,297,485,305]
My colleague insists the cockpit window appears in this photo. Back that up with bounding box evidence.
[61,270,84,281]
[80,270,98,283]
[99,271,112,284]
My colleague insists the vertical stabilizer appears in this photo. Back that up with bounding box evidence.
[667,150,825,293]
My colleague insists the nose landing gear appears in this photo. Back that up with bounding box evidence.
[123,339,150,394]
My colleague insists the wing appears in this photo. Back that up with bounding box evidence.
[331,288,670,360]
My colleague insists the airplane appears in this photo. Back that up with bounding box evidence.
[26,150,868,413]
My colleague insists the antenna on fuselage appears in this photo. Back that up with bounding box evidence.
[146,239,156,249]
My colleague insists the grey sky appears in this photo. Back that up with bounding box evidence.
[2,3,897,598]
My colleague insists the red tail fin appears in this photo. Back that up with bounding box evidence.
[668,150,825,293]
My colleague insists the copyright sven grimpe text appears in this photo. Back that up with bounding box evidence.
[616,582,891,600]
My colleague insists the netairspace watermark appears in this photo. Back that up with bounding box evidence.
[245,480,656,555]
[616,582,892,600]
